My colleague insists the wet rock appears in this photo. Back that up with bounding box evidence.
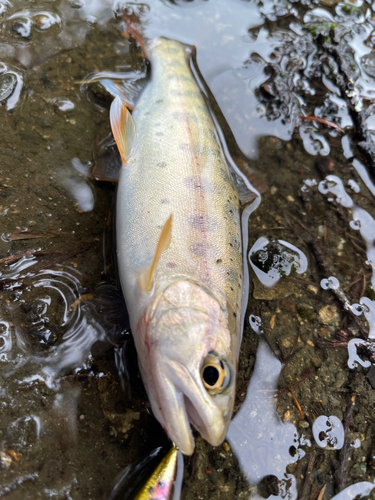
[318,305,339,325]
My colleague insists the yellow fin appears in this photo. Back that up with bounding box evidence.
[110,96,136,162]
[140,215,173,293]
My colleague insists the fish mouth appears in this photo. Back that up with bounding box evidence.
[154,359,230,455]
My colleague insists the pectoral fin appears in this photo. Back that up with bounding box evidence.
[140,215,173,293]
[110,96,136,163]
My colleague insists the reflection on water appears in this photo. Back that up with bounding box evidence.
[228,342,308,500]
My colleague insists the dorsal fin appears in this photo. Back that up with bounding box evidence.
[110,96,136,163]
[140,215,173,293]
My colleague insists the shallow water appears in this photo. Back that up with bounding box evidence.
[0,0,375,499]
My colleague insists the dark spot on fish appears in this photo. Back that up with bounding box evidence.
[188,214,217,232]
[157,162,167,168]
[166,262,177,268]
[148,486,154,493]
[158,481,165,488]
[216,259,222,264]
[230,287,234,291]
[224,267,238,283]
[156,132,164,137]
[161,199,170,204]
[233,312,237,318]
[229,243,233,247]
[156,99,163,104]
[207,129,216,140]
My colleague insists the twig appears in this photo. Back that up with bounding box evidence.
[299,115,345,134]
[301,449,317,500]
[310,239,369,338]
[335,394,356,492]
[290,389,304,419]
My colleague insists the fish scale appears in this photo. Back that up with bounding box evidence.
[114,37,243,455]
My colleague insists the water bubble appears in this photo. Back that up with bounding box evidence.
[51,97,75,113]
[312,415,344,450]
[70,0,84,7]
[318,175,353,208]
[301,179,317,193]
[249,314,263,334]
[350,438,361,449]
[361,52,375,78]
[351,303,363,316]
[249,237,308,287]
[348,179,360,193]
[347,339,372,368]
[0,0,11,16]
[320,276,340,290]
[349,219,361,230]
[0,63,24,110]
[7,9,62,41]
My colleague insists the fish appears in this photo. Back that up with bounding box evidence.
[109,15,255,455]
[134,446,178,500]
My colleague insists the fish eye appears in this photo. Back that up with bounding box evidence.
[201,354,230,393]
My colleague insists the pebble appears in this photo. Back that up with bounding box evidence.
[307,284,319,295]
[283,410,292,420]
[319,305,339,325]
[222,442,230,451]
[299,421,309,429]
[318,327,331,338]
[281,338,292,348]
[280,299,296,312]
[311,356,322,368]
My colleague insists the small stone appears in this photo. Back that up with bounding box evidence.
[286,195,295,202]
[270,314,276,330]
[311,356,322,368]
[280,299,296,312]
[299,421,309,429]
[307,340,314,347]
[307,285,319,295]
[69,119,76,125]
[222,441,230,451]
[0,451,11,468]
[270,186,277,195]
[281,338,291,348]
[283,410,292,420]
[319,305,339,325]
[318,327,330,338]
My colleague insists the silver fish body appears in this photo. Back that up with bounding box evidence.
[115,38,243,455]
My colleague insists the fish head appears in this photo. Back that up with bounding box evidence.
[135,280,237,456]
